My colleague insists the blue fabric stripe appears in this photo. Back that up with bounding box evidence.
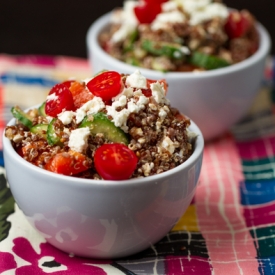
[0,151,3,167]
[240,179,275,205]
[0,73,58,87]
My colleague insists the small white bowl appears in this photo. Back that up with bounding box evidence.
[3,115,204,259]
[86,12,271,141]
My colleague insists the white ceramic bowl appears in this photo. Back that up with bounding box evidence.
[3,115,204,259]
[86,12,271,141]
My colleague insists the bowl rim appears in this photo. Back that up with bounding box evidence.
[86,11,271,79]
[3,113,204,188]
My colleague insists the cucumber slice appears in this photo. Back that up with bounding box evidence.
[79,113,129,145]
[189,51,230,70]
[38,102,46,117]
[30,124,48,139]
[47,118,63,146]
[142,40,185,60]
[11,106,33,128]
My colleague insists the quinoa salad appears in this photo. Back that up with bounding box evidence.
[99,0,259,72]
[5,70,196,180]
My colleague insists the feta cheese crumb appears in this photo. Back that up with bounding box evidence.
[68,127,90,153]
[189,3,229,25]
[106,106,130,132]
[152,10,186,31]
[126,70,147,89]
[110,1,138,43]
[150,82,170,104]
[160,136,175,154]
[75,97,105,123]
[46,93,58,102]
[58,111,75,125]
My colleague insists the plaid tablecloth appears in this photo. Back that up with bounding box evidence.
[0,54,275,275]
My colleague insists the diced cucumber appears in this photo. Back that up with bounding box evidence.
[47,118,63,146]
[189,51,230,70]
[123,29,139,52]
[38,102,46,117]
[11,106,33,128]
[30,124,48,139]
[142,40,185,60]
[79,113,129,145]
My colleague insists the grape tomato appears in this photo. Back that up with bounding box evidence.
[94,143,138,180]
[87,71,122,101]
[45,82,75,117]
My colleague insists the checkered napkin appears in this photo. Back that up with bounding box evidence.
[0,54,274,275]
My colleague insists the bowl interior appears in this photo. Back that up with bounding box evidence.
[86,11,271,80]
[3,112,204,188]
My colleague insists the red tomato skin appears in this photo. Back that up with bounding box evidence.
[45,82,75,117]
[86,71,122,101]
[134,2,162,24]
[94,144,138,180]
[224,11,251,39]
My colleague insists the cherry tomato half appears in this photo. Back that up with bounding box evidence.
[87,71,122,101]
[134,1,162,24]
[45,82,75,117]
[94,143,138,180]
[224,11,251,39]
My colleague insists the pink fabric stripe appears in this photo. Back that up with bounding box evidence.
[0,85,4,150]
[166,255,212,274]
[196,137,259,274]
[244,202,275,227]
[236,136,275,160]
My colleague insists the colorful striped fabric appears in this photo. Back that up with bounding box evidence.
[0,54,274,275]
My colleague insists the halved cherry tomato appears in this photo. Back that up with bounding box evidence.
[45,82,75,117]
[134,1,162,24]
[45,150,90,175]
[94,143,138,180]
[87,71,122,101]
[224,10,251,39]
[69,81,94,108]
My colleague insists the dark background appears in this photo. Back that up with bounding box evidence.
[0,0,274,58]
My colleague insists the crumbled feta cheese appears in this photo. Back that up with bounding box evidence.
[75,97,105,123]
[111,1,138,43]
[137,94,149,107]
[111,24,137,43]
[152,10,186,31]
[46,93,58,102]
[150,82,170,104]
[68,127,90,153]
[162,1,179,12]
[112,95,127,109]
[160,136,176,154]
[120,87,134,98]
[126,70,147,89]
[106,106,130,132]
[181,0,211,14]
[189,3,229,25]
[58,111,75,125]
[127,99,139,113]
